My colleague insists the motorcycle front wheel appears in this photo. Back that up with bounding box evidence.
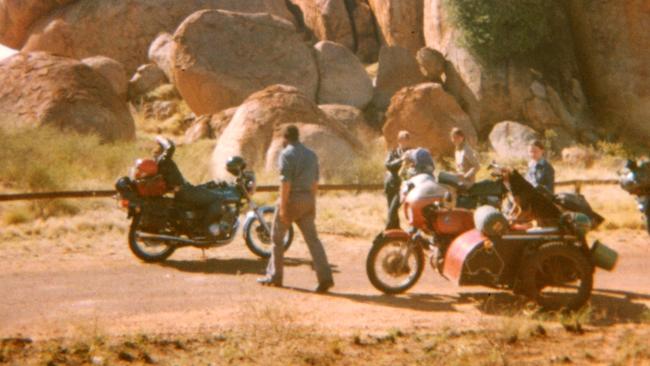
[243,206,293,259]
[128,214,176,263]
[366,236,424,295]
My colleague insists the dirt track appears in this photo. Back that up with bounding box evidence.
[1,217,649,339]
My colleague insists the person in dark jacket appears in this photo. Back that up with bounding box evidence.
[384,130,413,229]
[525,140,555,193]
[153,136,223,237]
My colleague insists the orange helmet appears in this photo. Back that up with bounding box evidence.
[134,158,158,179]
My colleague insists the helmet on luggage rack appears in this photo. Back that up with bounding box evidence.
[226,156,246,176]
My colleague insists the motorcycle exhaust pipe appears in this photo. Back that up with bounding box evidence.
[136,232,230,247]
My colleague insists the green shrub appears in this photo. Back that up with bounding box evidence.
[444,0,558,63]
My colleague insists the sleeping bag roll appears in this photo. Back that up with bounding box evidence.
[474,205,508,237]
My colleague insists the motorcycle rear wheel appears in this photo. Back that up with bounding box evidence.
[243,206,293,259]
[520,242,593,311]
[366,236,424,295]
[128,214,176,263]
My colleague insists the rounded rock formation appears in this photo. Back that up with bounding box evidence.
[488,121,539,161]
[314,41,373,109]
[0,52,135,141]
[82,56,129,99]
[21,0,295,74]
[382,83,476,157]
[211,85,362,180]
[173,10,319,115]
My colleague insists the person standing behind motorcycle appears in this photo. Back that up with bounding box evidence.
[258,125,334,293]
[384,130,413,229]
[525,140,555,193]
[450,127,480,187]
[153,136,223,237]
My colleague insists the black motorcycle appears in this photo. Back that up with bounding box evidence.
[619,159,650,234]
[115,157,293,262]
[437,170,507,209]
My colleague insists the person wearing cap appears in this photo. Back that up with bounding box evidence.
[403,147,435,177]
[384,130,413,229]
[526,140,555,193]
[450,127,480,187]
[258,125,334,293]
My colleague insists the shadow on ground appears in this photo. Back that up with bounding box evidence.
[458,289,650,326]
[282,286,649,322]
[159,257,339,275]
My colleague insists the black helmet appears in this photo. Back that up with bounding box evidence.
[226,156,246,176]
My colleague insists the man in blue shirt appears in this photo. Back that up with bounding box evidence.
[258,125,334,293]
[526,140,555,193]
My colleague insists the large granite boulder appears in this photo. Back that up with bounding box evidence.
[372,46,426,111]
[21,0,295,74]
[382,83,476,157]
[82,56,129,100]
[488,121,539,161]
[148,32,176,82]
[0,52,135,141]
[173,10,318,115]
[211,85,362,180]
[314,41,373,109]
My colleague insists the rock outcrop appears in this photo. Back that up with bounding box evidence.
[382,83,476,157]
[0,0,75,48]
[173,10,318,115]
[488,121,539,161]
[368,0,424,53]
[314,41,373,109]
[21,0,295,74]
[422,0,592,139]
[288,0,354,50]
[211,85,362,180]
[82,56,128,100]
[0,52,135,141]
[128,63,168,101]
[319,103,378,142]
[372,46,426,111]
[567,1,650,141]
[148,32,176,82]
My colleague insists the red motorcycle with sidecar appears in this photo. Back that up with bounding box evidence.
[366,167,617,310]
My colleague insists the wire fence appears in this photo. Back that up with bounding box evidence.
[0,180,620,202]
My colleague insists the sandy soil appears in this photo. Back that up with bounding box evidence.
[0,209,648,341]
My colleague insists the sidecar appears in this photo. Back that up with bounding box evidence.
[442,171,617,310]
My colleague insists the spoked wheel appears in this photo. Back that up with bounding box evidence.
[243,206,293,259]
[128,214,175,263]
[521,242,593,311]
[366,236,424,295]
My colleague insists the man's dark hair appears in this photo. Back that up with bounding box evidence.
[450,127,465,138]
[531,139,545,150]
[283,125,300,142]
